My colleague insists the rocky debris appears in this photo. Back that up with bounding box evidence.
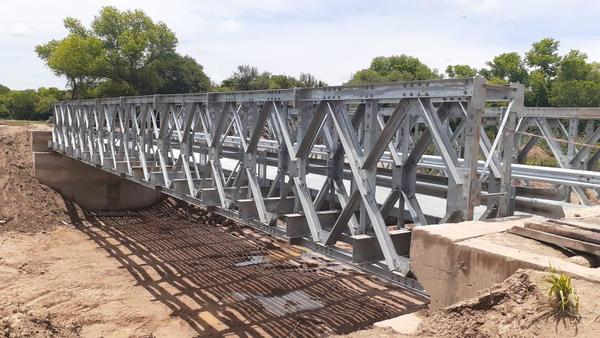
[1,307,81,338]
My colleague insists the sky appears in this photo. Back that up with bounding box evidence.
[2,0,600,90]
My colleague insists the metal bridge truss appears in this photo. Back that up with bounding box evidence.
[49,78,598,283]
[511,108,600,205]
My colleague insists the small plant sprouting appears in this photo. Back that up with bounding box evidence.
[545,265,580,318]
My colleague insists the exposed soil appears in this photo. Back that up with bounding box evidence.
[1,308,82,338]
[0,123,68,233]
[0,220,197,337]
[331,326,415,337]
[417,269,600,338]
[0,123,427,337]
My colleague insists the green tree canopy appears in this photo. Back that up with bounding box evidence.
[526,70,551,106]
[298,73,327,87]
[36,7,209,98]
[557,50,593,81]
[91,7,178,93]
[154,55,211,94]
[525,38,560,77]
[481,52,529,84]
[220,66,326,91]
[36,34,106,98]
[0,87,63,120]
[445,65,478,78]
[0,84,9,95]
[549,80,600,107]
[348,55,440,84]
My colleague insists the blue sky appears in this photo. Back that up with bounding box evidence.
[2,0,600,90]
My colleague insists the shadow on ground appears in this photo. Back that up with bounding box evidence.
[65,197,427,337]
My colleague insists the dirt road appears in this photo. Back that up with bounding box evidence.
[0,123,427,337]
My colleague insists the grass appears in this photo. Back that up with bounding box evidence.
[545,266,580,318]
[0,119,49,127]
[525,153,559,167]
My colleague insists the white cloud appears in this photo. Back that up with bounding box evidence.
[1,0,600,90]
[457,0,501,12]
[8,23,33,37]
[219,19,242,32]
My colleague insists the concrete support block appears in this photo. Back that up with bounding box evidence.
[351,229,411,264]
[283,210,341,238]
[409,217,600,309]
[33,151,162,210]
[238,196,295,219]
[115,161,129,174]
[31,130,52,152]
[171,178,203,195]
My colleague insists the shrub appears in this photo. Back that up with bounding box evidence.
[545,266,580,317]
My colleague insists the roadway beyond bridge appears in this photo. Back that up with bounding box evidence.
[34,78,600,289]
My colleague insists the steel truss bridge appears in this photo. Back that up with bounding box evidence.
[51,77,600,288]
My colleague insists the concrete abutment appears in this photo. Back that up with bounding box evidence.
[31,130,162,210]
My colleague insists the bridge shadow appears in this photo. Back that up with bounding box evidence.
[64,197,427,337]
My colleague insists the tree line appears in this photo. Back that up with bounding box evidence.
[347,38,600,107]
[2,7,600,120]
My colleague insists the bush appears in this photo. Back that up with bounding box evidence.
[0,87,65,121]
[545,266,580,317]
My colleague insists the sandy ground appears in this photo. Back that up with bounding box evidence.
[417,269,600,338]
[0,225,195,337]
[0,123,427,337]
[343,269,600,338]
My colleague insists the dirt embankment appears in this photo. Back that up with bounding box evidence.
[0,124,67,233]
[417,269,600,338]
[0,123,427,337]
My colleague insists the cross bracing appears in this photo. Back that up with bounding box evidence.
[49,77,599,280]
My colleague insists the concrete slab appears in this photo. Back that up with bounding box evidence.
[410,215,600,310]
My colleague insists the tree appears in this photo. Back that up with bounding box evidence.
[521,39,561,106]
[547,50,600,107]
[348,55,440,84]
[298,73,327,87]
[36,34,106,98]
[5,90,37,120]
[526,70,550,106]
[348,69,385,84]
[0,88,63,120]
[154,55,211,94]
[222,65,260,91]
[220,66,321,91]
[91,7,178,94]
[0,84,9,95]
[268,75,301,89]
[445,65,478,78]
[483,52,529,84]
[557,50,593,81]
[37,7,210,97]
[35,87,64,119]
[525,38,560,78]
[550,80,600,107]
